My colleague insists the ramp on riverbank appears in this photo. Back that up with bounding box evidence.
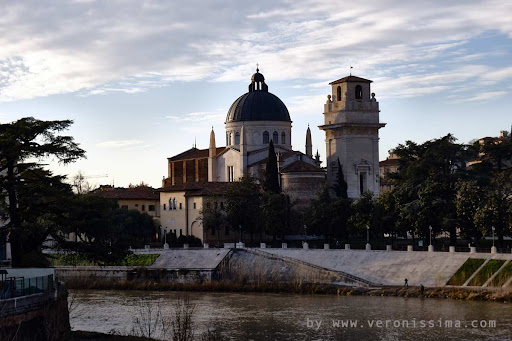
[259,249,512,287]
[150,249,231,270]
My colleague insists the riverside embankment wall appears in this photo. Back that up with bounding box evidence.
[55,248,512,288]
[260,249,512,287]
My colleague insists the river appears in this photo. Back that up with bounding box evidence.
[69,290,512,340]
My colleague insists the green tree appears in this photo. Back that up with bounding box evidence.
[263,140,280,194]
[261,192,293,242]
[0,117,85,266]
[332,158,348,199]
[200,197,227,246]
[225,176,261,243]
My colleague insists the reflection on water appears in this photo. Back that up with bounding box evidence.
[70,290,512,340]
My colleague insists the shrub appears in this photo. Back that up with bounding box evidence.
[447,258,485,286]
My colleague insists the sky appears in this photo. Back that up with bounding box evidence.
[0,0,511,188]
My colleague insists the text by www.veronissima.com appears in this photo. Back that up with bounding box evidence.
[306,318,496,330]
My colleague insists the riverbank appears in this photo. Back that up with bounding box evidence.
[65,278,512,303]
[71,331,152,340]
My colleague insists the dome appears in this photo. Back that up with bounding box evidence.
[226,69,291,123]
[251,70,265,82]
[226,91,291,123]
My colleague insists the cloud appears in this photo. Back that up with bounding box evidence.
[165,111,225,123]
[455,91,508,103]
[0,0,511,102]
[96,140,144,148]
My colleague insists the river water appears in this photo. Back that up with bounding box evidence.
[69,290,512,340]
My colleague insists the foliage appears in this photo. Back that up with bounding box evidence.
[489,261,512,287]
[332,158,348,199]
[263,140,280,194]
[0,117,85,266]
[225,176,261,241]
[48,253,159,266]
[260,192,293,240]
[447,258,485,286]
[468,259,505,286]
[200,197,227,245]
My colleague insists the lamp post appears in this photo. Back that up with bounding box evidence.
[492,226,495,248]
[239,225,242,243]
[366,225,370,244]
[429,225,432,246]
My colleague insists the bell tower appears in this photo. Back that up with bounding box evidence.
[319,75,386,198]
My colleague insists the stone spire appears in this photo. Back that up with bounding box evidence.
[208,127,217,182]
[305,124,312,157]
[209,127,216,157]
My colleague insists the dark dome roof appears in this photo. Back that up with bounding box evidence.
[251,71,265,82]
[226,91,291,123]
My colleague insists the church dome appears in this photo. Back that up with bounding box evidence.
[226,69,291,123]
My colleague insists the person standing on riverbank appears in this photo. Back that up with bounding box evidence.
[404,278,408,288]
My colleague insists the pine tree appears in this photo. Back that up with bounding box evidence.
[332,158,348,198]
[264,140,280,194]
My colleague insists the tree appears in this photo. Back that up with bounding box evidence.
[225,176,261,243]
[263,140,280,194]
[261,192,293,242]
[72,171,94,194]
[332,158,348,199]
[200,197,227,246]
[0,117,85,266]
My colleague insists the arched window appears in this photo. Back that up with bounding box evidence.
[281,132,286,144]
[273,131,278,143]
[263,131,269,144]
[337,86,341,101]
[235,132,240,144]
[355,85,362,100]
[173,198,177,210]
[169,198,173,210]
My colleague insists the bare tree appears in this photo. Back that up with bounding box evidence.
[72,171,93,194]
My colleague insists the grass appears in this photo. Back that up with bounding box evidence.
[489,261,512,287]
[447,258,485,286]
[468,259,505,286]
[48,253,159,267]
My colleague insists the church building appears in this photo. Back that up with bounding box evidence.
[159,69,385,243]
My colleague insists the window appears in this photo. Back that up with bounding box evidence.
[65,233,69,239]
[226,133,229,145]
[281,132,286,144]
[169,199,173,210]
[173,198,177,210]
[235,132,240,144]
[273,131,278,143]
[163,203,166,210]
[263,131,269,144]
[229,133,232,145]
[135,204,138,207]
[355,85,362,100]
[337,86,341,101]
[359,172,367,194]
[149,205,155,211]
[228,166,235,182]
[121,205,128,210]
[193,202,196,209]
[179,203,182,209]
[220,201,224,209]
[142,205,145,211]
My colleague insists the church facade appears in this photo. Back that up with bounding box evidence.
[159,70,385,243]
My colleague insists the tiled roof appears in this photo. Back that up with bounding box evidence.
[168,147,226,161]
[329,75,372,85]
[159,182,230,196]
[92,186,159,200]
[379,158,400,166]
[280,160,324,173]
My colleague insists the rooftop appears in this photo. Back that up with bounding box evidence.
[92,186,159,200]
[329,75,373,85]
[168,147,226,162]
